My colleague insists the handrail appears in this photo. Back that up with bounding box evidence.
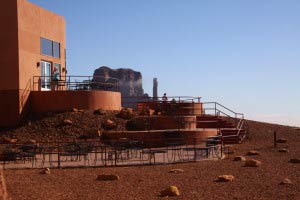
[32,75,120,92]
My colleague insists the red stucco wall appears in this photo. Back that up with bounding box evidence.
[31,91,121,113]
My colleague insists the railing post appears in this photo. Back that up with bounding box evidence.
[57,141,61,168]
[214,102,217,116]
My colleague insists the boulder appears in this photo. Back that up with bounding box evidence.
[233,156,246,161]
[139,108,155,116]
[245,159,261,167]
[169,169,184,173]
[3,138,18,144]
[278,148,289,153]
[279,178,292,185]
[72,108,79,112]
[247,150,260,156]
[117,108,134,119]
[40,168,51,175]
[160,186,180,197]
[289,158,300,163]
[97,174,119,181]
[276,138,287,143]
[25,140,36,144]
[102,119,116,130]
[63,119,73,125]
[94,109,106,115]
[215,175,235,182]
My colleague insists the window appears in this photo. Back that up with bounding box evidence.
[41,38,53,56]
[53,42,60,58]
[41,37,61,58]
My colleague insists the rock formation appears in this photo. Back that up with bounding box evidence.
[93,66,144,97]
[93,66,148,108]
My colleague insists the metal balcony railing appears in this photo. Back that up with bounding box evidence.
[32,75,120,92]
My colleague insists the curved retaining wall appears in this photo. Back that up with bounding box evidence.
[137,102,203,115]
[127,116,197,131]
[31,90,121,113]
[104,129,217,147]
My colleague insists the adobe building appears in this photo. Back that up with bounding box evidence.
[0,0,121,127]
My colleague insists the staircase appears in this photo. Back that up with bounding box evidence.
[199,102,248,144]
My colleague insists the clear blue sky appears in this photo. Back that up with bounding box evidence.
[30,0,300,126]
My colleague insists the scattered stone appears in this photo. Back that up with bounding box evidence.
[247,150,260,156]
[278,148,289,153]
[117,108,134,119]
[78,109,84,113]
[25,140,36,144]
[63,119,73,125]
[102,119,116,130]
[160,186,180,197]
[233,156,246,161]
[169,169,184,173]
[97,174,119,181]
[245,159,261,167]
[279,178,292,185]
[215,175,235,182]
[289,158,300,163]
[72,108,79,112]
[3,138,18,144]
[139,108,155,116]
[94,109,106,115]
[40,168,51,175]
[276,138,287,143]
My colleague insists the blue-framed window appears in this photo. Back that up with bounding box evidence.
[41,37,61,58]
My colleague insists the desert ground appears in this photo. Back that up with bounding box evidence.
[2,118,300,200]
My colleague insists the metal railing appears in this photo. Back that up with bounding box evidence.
[0,138,224,169]
[32,75,120,92]
[202,102,246,139]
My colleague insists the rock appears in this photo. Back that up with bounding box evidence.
[78,109,84,113]
[102,119,116,130]
[139,108,155,116]
[279,178,292,185]
[72,108,79,112]
[276,138,287,143]
[63,119,73,125]
[289,158,300,163]
[169,169,184,173]
[247,150,260,156]
[233,156,246,161]
[25,140,36,144]
[94,109,106,115]
[117,108,134,119]
[160,186,180,197]
[87,129,101,138]
[215,175,235,182]
[245,159,261,167]
[93,66,144,97]
[97,174,119,181]
[278,148,289,153]
[3,138,18,144]
[40,168,51,175]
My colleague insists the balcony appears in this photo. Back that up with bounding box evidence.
[30,76,121,113]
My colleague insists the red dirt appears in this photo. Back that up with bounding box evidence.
[2,118,300,199]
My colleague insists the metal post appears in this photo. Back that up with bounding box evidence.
[57,142,61,168]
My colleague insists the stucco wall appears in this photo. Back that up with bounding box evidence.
[31,91,122,113]
[17,0,66,114]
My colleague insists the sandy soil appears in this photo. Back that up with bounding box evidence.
[3,120,300,200]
